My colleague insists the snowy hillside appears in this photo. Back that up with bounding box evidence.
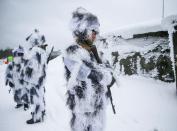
[0,55,177,131]
[96,33,174,83]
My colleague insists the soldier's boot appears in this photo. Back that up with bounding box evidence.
[15,103,23,109]
[26,112,41,124]
[24,104,29,111]
[26,118,41,124]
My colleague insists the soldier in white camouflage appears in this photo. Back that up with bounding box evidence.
[23,29,47,124]
[63,7,114,131]
[5,46,29,110]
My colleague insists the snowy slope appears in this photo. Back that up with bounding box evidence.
[0,55,177,131]
[97,36,168,55]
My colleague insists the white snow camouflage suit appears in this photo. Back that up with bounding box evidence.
[63,43,113,131]
[22,46,47,122]
[5,47,29,106]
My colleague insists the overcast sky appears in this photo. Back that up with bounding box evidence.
[0,0,177,49]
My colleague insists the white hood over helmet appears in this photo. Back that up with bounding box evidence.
[25,29,46,49]
[12,45,24,63]
[70,7,100,39]
[12,45,24,57]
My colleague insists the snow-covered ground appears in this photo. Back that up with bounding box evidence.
[0,56,177,131]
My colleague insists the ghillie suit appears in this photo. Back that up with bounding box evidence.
[5,46,29,110]
[23,29,47,124]
[64,44,113,131]
[64,7,113,131]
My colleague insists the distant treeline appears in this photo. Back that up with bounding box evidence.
[0,48,13,59]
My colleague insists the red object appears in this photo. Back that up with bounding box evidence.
[4,61,9,64]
